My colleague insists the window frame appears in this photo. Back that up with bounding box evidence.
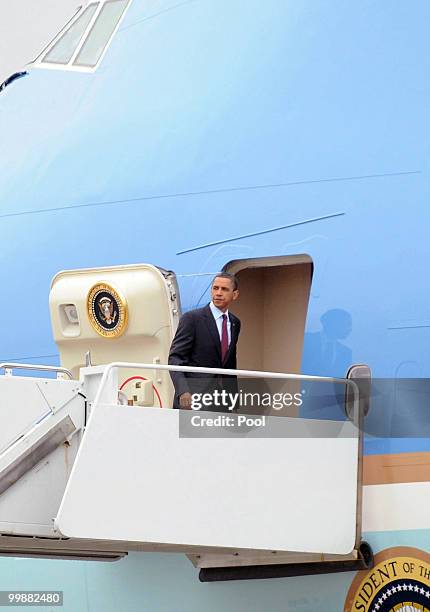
[32,0,131,73]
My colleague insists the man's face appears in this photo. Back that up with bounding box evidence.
[211,277,239,312]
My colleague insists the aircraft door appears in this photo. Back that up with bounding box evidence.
[49,263,181,408]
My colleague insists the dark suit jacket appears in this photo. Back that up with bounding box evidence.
[168,304,241,409]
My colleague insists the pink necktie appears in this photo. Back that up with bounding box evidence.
[221,314,229,362]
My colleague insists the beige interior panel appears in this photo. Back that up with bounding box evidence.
[226,257,312,416]
[228,259,312,373]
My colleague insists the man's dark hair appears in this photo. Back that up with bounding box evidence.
[212,272,239,291]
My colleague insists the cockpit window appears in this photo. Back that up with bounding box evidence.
[34,0,130,72]
[42,4,98,64]
[74,1,129,67]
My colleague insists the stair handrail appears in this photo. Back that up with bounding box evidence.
[0,363,73,379]
[92,362,360,425]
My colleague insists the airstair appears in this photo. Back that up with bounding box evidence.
[0,261,372,580]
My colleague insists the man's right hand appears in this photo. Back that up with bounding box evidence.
[179,392,192,409]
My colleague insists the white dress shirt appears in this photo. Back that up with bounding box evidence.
[209,301,231,345]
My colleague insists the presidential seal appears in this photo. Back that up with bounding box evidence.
[87,282,128,338]
[345,547,430,612]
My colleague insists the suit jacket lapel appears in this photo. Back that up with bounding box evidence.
[203,305,222,360]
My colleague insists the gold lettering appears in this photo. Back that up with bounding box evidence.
[361,582,374,602]
[419,564,430,580]
[377,565,390,583]
[369,572,380,589]
[388,561,398,577]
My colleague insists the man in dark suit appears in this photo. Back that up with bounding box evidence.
[168,273,241,410]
